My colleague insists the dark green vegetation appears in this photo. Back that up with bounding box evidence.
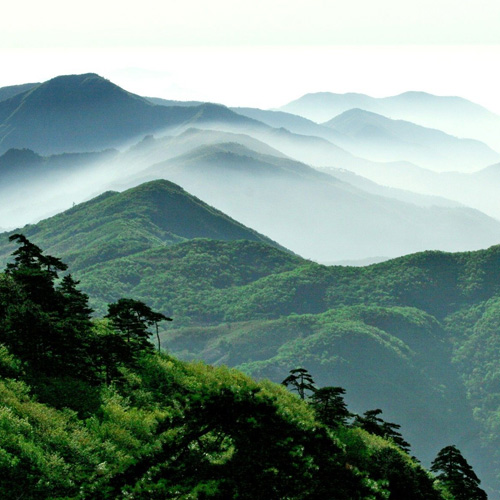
[1,180,500,495]
[0,237,455,499]
[0,179,288,273]
[431,445,487,500]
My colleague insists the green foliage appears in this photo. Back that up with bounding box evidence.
[354,409,411,454]
[431,445,487,500]
[310,386,351,427]
[3,208,500,493]
[2,343,448,499]
[281,367,316,400]
[0,235,453,498]
[105,297,170,355]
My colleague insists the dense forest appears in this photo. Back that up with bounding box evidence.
[0,234,488,499]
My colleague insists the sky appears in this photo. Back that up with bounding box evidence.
[1,0,500,112]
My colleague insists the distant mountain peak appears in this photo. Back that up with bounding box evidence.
[0,148,43,169]
[22,72,144,106]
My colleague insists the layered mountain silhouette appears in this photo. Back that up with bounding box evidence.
[2,73,500,262]
[322,108,499,172]
[131,142,500,262]
[0,74,261,155]
[0,82,39,102]
[3,71,500,495]
[280,91,500,151]
[231,106,346,143]
[317,159,500,221]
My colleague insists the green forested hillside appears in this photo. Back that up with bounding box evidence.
[0,237,454,499]
[2,183,500,494]
[0,179,288,271]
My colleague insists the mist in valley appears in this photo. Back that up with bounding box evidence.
[4,108,500,265]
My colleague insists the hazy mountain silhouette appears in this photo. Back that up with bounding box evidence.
[0,147,120,227]
[280,91,500,151]
[323,108,500,172]
[0,74,263,155]
[319,167,462,209]
[232,106,346,143]
[0,147,117,178]
[317,158,500,222]
[0,82,39,102]
[131,142,500,262]
[0,128,290,230]
[146,96,205,107]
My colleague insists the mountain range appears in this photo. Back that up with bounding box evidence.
[3,116,500,262]
[323,108,499,172]
[4,72,500,494]
[0,74,260,155]
[1,178,500,493]
[280,90,500,152]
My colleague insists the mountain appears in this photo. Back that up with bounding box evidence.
[0,277,451,500]
[74,237,500,494]
[131,141,500,262]
[0,147,120,228]
[317,159,500,221]
[0,179,288,272]
[322,108,500,172]
[2,112,500,263]
[0,74,263,155]
[232,106,346,143]
[280,91,500,151]
[146,96,205,107]
[121,127,289,171]
[280,91,375,122]
[319,167,461,209]
[0,82,39,102]
[0,147,117,178]
[2,192,500,491]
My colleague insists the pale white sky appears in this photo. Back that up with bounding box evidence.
[1,1,500,112]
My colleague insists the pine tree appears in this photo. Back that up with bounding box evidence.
[354,409,411,453]
[431,445,487,500]
[310,386,351,427]
[282,368,316,400]
[106,298,171,355]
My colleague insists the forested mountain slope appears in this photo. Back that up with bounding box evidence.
[2,184,500,493]
[0,179,288,271]
[0,235,459,499]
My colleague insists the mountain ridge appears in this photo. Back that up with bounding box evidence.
[0,74,265,155]
[0,178,289,271]
[280,90,500,151]
[322,108,500,172]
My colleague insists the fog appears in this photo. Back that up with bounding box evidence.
[3,113,500,263]
[280,91,500,153]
